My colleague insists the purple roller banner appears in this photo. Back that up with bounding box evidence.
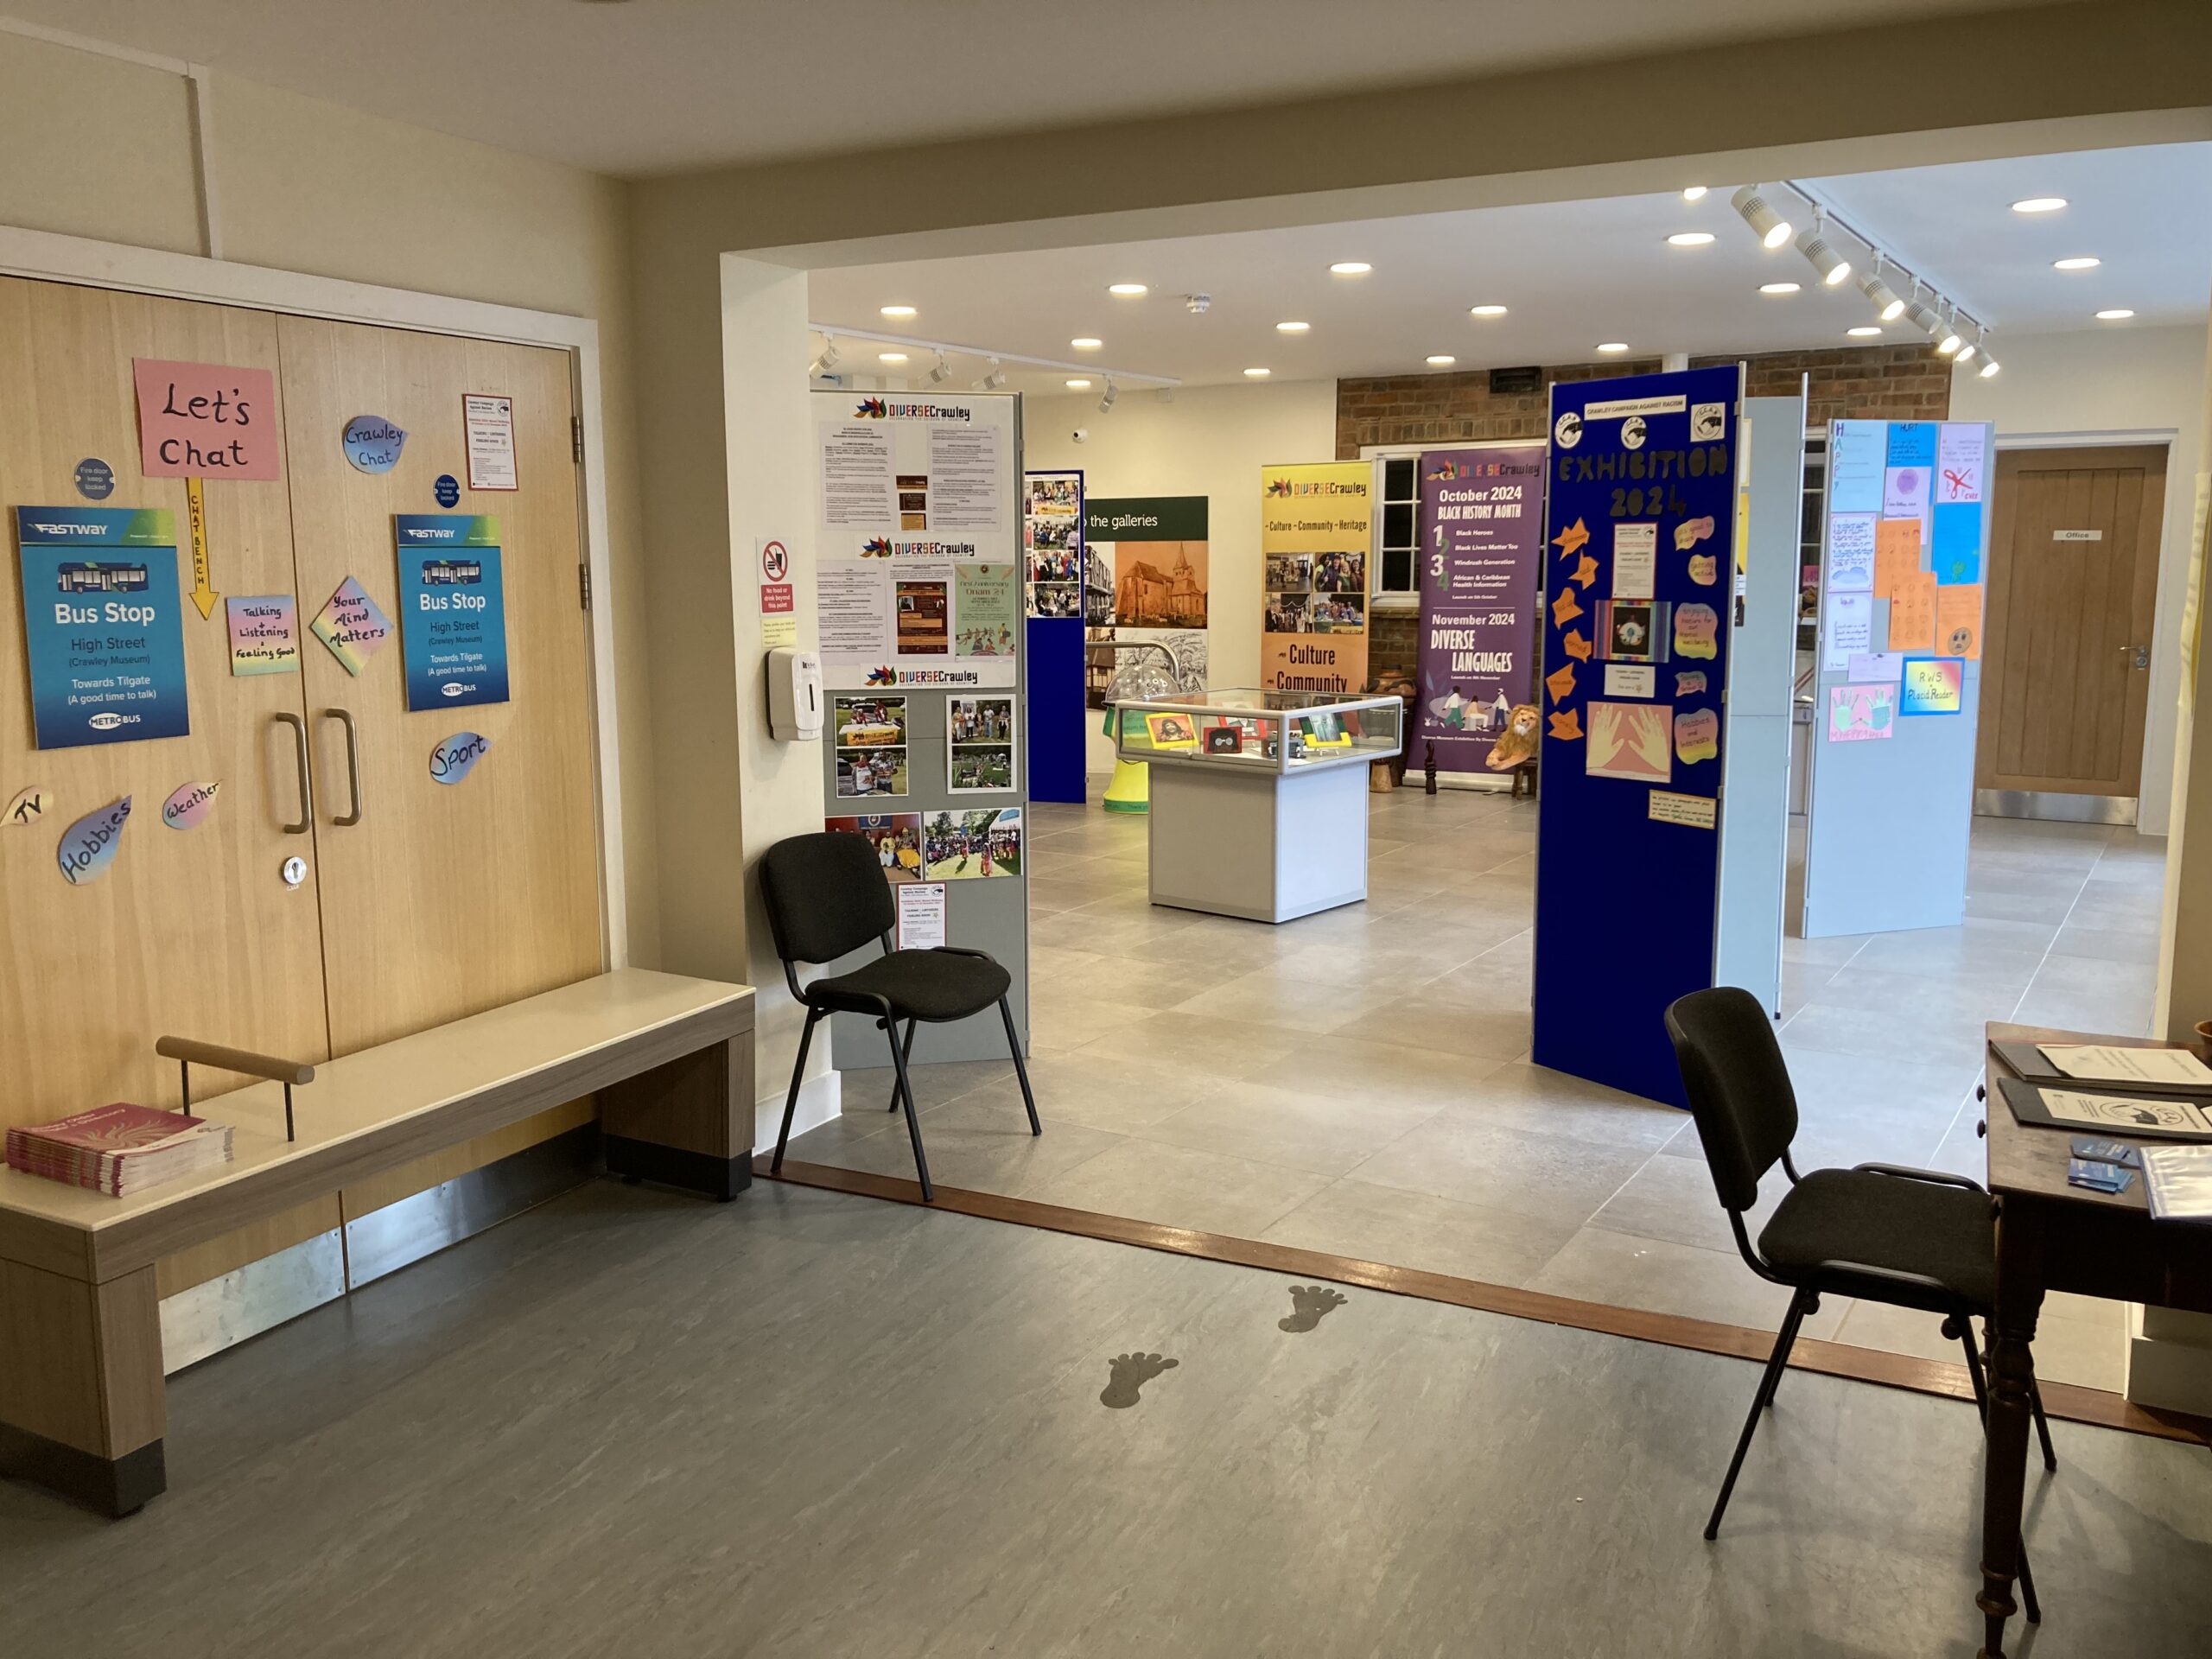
[1414,447,1546,777]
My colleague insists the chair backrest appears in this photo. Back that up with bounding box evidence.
[759,832,896,966]
[1664,987,1798,1212]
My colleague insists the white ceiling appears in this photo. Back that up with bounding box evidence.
[6,0,2063,176]
[808,144,2212,391]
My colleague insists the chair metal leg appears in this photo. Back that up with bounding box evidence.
[885,1014,933,1202]
[1961,1325,2043,1626]
[998,997,1041,1136]
[887,1019,916,1111]
[1760,1292,1815,1412]
[1707,1288,1808,1541]
[770,1007,821,1174]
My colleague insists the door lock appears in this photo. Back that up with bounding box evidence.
[2125,645,2150,671]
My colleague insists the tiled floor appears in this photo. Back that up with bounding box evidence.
[788,785,2167,1391]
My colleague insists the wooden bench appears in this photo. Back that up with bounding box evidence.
[0,968,753,1516]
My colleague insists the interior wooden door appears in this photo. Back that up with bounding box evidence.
[275,315,601,1055]
[1977,444,2165,804]
[0,277,334,1128]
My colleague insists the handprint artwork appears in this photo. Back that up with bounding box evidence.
[1585,701,1672,783]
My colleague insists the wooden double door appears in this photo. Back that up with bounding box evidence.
[0,276,602,1275]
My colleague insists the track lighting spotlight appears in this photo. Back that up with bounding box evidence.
[1796,219,1853,286]
[1731,185,1794,250]
[810,340,842,377]
[1902,289,1947,337]
[1955,330,1980,366]
[1977,352,2001,378]
[973,358,1007,391]
[925,352,953,386]
[1098,379,1118,414]
[1859,260,1905,322]
[1932,308,1963,355]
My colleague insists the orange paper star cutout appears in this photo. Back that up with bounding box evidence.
[1573,552,1599,590]
[1548,709,1583,741]
[1552,518,1591,560]
[1551,587,1584,627]
[1562,630,1592,662]
[1545,662,1576,704]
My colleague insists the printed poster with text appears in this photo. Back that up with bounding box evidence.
[1414,447,1545,778]
[394,514,510,710]
[15,506,190,748]
[814,391,1018,690]
[1084,493,1211,707]
[1260,461,1373,695]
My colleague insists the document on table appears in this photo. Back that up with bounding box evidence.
[2141,1145,2212,1221]
[2037,1090,2212,1135]
[2038,1045,2212,1088]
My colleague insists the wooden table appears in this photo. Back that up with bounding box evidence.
[1979,1021,2212,1658]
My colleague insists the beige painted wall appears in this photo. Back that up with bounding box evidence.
[1950,324,2209,836]
[0,31,658,963]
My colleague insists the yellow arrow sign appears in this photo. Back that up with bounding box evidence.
[185,477,219,620]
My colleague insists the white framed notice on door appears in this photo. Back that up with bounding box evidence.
[462,393,518,492]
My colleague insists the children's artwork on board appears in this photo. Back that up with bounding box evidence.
[1585,701,1671,784]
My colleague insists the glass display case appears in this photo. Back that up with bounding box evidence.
[1110,689,1405,775]
[1107,689,1407,923]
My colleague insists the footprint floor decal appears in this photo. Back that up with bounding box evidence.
[1099,1351,1178,1409]
[1278,1284,1348,1333]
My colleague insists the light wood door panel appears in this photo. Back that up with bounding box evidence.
[1977,445,2164,798]
[0,276,334,1132]
[275,315,601,1055]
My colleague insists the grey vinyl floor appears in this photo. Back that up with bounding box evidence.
[3,1179,2206,1657]
[793,789,2167,1391]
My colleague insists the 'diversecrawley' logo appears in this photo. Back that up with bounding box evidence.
[865,665,898,686]
[855,397,890,418]
[1266,478,1294,497]
[861,537,893,556]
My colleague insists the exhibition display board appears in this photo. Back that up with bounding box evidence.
[1412,446,1545,784]
[1800,419,1994,937]
[1083,494,1211,773]
[1260,462,1373,695]
[1022,469,1086,802]
[1532,365,1744,1108]
[811,390,1029,1063]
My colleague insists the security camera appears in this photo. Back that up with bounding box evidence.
[1071,428,1090,445]
[1185,293,1211,315]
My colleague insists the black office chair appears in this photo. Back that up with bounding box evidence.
[760,831,1039,1202]
[1665,988,2057,1608]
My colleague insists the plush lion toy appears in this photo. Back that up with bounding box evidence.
[1485,702,1541,798]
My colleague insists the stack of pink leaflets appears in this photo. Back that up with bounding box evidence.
[4,1103,233,1198]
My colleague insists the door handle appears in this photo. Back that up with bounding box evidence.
[325,708,363,826]
[2123,645,2150,671]
[274,711,312,834]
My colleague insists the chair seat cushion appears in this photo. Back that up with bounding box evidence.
[809,949,1010,1023]
[1758,1168,1996,1313]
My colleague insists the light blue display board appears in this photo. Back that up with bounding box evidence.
[394,514,510,710]
[15,506,189,749]
[1800,420,1993,937]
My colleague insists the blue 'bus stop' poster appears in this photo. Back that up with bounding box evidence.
[1531,366,1742,1108]
[394,513,509,710]
[16,506,190,749]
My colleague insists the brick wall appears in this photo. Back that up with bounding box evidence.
[1336,344,1950,456]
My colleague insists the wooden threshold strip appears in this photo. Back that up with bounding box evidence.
[759,1155,2209,1447]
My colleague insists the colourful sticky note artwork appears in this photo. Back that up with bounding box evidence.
[1586,701,1671,783]
[1551,586,1585,626]
[1552,518,1591,560]
[341,415,407,474]
[59,796,130,886]
[429,732,492,784]
[131,359,281,480]
[1674,516,1715,550]
[1827,514,1877,592]
[1674,708,1719,764]
[1548,709,1583,741]
[1936,583,1984,659]
[1573,552,1600,590]
[1931,501,1983,584]
[1886,422,1937,469]
[4,785,47,829]
[162,780,220,830]
[311,576,394,676]
[1675,671,1707,698]
[1887,572,1937,652]
[1688,553,1718,586]
[1827,683,1896,742]
[226,595,300,677]
[1900,657,1965,715]
[1673,602,1719,660]
[1545,662,1578,704]
[1873,519,1922,596]
[1562,631,1592,662]
[1936,424,1984,503]
[1884,467,1929,520]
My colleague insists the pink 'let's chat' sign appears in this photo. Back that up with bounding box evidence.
[133,359,280,479]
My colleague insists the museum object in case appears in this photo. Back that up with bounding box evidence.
[1110,688,1405,922]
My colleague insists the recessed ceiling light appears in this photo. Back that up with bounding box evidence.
[1759,282,1801,295]
[1470,304,1508,317]
[1243,367,1271,378]
[1425,355,1456,366]
[1065,378,1092,390]
[879,352,909,363]
[1681,186,1709,202]
[1847,326,1883,337]
[1595,342,1630,354]
[2053,256,2101,270]
[1276,321,1311,334]
[1107,283,1147,296]
[1070,336,1103,349]
[1667,232,1715,247]
[1329,262,1372,275]
[2095,308,2136,321]
[879,304,917,319]
[2012,197,2067,213]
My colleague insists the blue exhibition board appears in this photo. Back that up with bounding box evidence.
[16,506,190,749]
[393,513,510,710]
[1022,469,1087,802]
[1531,366,1743,1108]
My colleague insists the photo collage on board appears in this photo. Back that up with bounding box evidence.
[1263,550,1366,636]
[833,693,909,798]
[824,813,924,883]
[1025,474,1084,619]
[924,807,1022,880]
[947,695,1017,792]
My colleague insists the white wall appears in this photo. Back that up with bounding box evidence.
[1950,323,2209,835]
[1024,379,1339,769]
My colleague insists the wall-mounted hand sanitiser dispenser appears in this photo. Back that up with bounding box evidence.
[766,646,823,741]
